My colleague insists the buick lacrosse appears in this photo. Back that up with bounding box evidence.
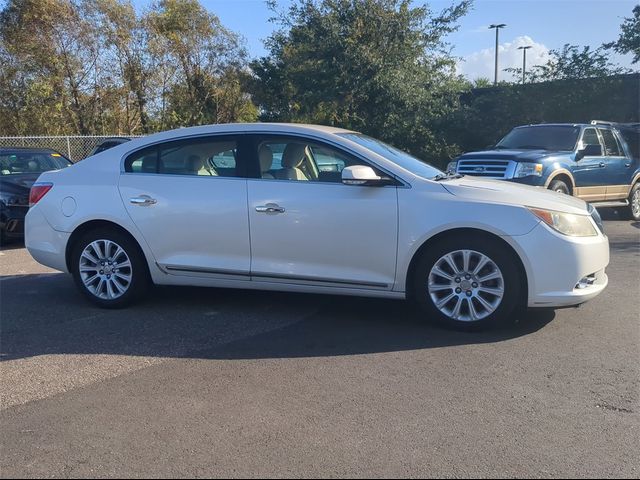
[26,123,609,329]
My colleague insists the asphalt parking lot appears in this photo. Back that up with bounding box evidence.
[1,211,638,478]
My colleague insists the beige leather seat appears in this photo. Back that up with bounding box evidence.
[275,143,308,181]
[259,144,274,179]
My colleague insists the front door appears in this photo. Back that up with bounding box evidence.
[118,135,252,279]
[573,127,606,201]
[246,136,398,289]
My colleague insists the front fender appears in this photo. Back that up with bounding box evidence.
[394,188,540,292]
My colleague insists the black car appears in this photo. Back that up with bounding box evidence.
[88,137,131,157]
[0,148,73,243]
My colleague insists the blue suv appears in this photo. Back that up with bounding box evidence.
[448,121,640,220]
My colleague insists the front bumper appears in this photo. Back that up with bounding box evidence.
[511,221,610,308]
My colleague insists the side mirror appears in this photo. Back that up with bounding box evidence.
[342,165,384,186]
[576,144,602,161]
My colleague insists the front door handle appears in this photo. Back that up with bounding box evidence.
[599,162,606,168]
[255,203,285,214]
[130,195,157,206]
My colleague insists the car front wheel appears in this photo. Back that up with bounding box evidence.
[549,179,570,195]
[412,236,523,330]
[71,228,149,308]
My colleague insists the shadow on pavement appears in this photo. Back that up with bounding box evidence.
[0,272,554,361]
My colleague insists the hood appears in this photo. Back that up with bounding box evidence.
[0,173,40,197]
[440,176,589,215]
[457,149,562,162]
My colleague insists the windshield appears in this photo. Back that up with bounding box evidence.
[0,152,72,175]
[338,133,443,179]
[496,126,581,151]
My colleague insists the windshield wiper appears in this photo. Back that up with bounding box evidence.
[493,145,509,150]
[433,172,464,181]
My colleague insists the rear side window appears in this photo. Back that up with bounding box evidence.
[124,136,242,177]
[125,146,158,173]
[619,128,639,159]
[598,128,622,156]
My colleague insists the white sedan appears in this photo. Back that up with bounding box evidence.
[25,123,609,330]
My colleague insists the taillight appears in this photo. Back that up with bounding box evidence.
[29,182,53,207]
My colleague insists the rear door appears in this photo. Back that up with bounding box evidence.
[573,127,606,201]
[118,135,252,279]
[598,127,632,200]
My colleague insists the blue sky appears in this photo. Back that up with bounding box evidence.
[138,0,639,80]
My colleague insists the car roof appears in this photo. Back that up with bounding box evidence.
[103,123,358,159]
[135,122,356,143]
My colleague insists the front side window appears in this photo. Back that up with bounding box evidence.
[579,128,603,155]
[598,128,622,156]
[125,137,240,177]
[255,137,380,183]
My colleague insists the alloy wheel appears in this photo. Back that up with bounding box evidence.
[428,249,505,322]
[79,239,133,300]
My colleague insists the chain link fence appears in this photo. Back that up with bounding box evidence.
[0,136,143,162]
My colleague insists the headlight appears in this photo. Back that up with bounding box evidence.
[446,161,458,173]
[514,163,543,178]
[529,207,598,237]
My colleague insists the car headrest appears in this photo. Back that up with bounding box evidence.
[281,143,306,169]
[258,145,273,172]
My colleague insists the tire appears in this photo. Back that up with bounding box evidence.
[71,227,149,308]
[412,235,523,331]
[625,182,640,221]
[549,179,570,195]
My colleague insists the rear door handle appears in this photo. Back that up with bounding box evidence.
[130,195,157,206]
[255,203,285,214]
[599,162,606,168]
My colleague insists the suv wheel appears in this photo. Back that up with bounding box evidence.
[412,236,522,330]
[71,228,149,308]
[549,179,570,195]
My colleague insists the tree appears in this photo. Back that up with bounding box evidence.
[147,0,257,127]
[604,5,640,64]
[0,0,104,135]
[95,0,154,133]
[512,44,626,82]
[250,0,472,164]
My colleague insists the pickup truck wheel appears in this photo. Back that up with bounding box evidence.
[412,236,522,331]
[549,179,570,195]
[626,183,640,221]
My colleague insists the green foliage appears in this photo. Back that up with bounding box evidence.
[604,5,640,64]
[505,44,627,83]
[250,0,472,163]
[0,0,257,136]
[441,74,640,160]
[147,0,257,128]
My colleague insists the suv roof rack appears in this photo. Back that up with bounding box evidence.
[590,120,616,126]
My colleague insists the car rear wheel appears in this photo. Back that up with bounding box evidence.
[412,236,523,330]
[71,228,149,308]
[626,182,640,221]
[549,179,570,195]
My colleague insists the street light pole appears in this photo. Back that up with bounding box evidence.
[489,24,506,85]
[518,45,532,84]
